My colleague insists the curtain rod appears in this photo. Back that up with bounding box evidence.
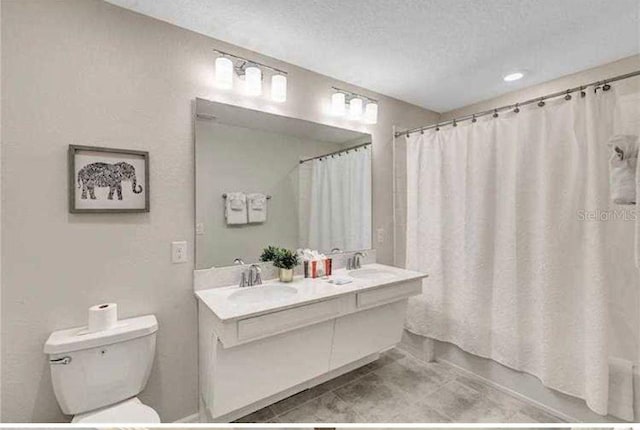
[299,142,371,164]
[395,69,640,138]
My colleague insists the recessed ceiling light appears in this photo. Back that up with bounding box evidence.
[503,72,524,82]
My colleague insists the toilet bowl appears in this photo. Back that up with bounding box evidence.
[44,314,161,423]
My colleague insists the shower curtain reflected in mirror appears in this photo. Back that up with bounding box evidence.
[302,146,372,253]
[405,88,640,420]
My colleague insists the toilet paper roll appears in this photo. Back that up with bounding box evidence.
[88,303,118,333]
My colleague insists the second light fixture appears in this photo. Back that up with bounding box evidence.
[331,87,378,124]
[214,49,288,103]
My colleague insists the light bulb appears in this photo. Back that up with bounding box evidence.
[349,98,363,119]
[245,66,262,96]
[215,57,233,89]
[271,74,287,102]
[364,102,378,124]
[503,72,524,82]
[331,92,346,116]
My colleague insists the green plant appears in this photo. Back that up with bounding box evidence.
[272,248,300,270]
[260,245,281,262]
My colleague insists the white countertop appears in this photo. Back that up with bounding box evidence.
[195,263,427,322]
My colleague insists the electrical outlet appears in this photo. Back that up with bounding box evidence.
[171,241,188,263]
[377,228,385,244]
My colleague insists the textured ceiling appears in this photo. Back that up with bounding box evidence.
[106,0,640,112]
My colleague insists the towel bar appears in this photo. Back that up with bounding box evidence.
[222,193,272,199]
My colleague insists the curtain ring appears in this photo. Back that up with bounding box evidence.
[513,103,520,113]
[580,86,586,97]
[420,129,424,134]
[452,119,457,127]
[406,132,410,138]
[537,98,545,107]
[493,109,499,118]
[471,115,477,123]
[564,90,572,101]
[435,124,440,131]
[603,82,611,91]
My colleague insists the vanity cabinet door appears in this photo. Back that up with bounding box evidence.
[330,300,407,370]
[212,320,333,417]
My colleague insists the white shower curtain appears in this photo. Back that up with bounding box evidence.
[405,88,638,419]
[308,146,372,252]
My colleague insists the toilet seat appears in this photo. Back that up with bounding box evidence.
[71,397,160,423]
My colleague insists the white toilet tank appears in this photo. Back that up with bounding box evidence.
[44,314,158,415]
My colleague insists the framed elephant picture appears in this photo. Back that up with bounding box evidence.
[68,145,149,213]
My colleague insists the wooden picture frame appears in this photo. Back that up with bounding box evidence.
[68,145,150,213]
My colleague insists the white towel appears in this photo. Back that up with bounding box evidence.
[247,193,267,223]
[607,357,634,421]
[225,192,247,225]
[608,135,639,205]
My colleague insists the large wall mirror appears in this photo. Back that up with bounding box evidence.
[195,98,373,269]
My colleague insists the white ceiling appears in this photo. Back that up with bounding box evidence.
[106,0,639,112]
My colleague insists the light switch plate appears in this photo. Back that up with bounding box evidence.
[196,223,205,235]
[171,241,188,263]
[377,228,385,244]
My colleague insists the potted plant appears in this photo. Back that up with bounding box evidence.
[272,248,299,282]
[259,245,281,263]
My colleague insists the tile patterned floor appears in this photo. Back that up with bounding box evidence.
[235,348,566,423]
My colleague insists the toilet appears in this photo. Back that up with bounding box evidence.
[44,314,161,423]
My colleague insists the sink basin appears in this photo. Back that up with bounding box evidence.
[348,268,397,280]
[229,284,297,304]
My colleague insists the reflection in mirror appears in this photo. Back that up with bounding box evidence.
[195,98,372,269]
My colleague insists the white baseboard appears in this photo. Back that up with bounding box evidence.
[173,412,199,423]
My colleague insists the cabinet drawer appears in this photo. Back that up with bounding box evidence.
[356,281,422,308]
[238,297,345,341]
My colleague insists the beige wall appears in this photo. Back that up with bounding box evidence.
[0,0,438,422]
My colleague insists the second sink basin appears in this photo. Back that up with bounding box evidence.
[348,268,396,280]
[229,284,297,304]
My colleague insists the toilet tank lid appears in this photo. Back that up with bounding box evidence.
[44,315,158,354]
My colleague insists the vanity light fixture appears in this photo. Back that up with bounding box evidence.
[215,56,234,89]
[245,65,262,96]
[503,72,524,82]
[364,101,378,124]
[349,97,363,119]
[213,49,287,101]
[271,74,287,102]
[332,87,378,125]
[331,92,346,116]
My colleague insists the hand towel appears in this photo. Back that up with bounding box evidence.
[247,193,267,223]
[225,192,247,225]
[608,135,639,205]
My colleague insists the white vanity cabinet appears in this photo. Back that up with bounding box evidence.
[195,263,426,422]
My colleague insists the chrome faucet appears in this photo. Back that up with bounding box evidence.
[240,263,262,287]
[347,252,366,270]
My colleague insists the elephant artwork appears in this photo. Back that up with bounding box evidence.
[69,145,149,213]
[77,161,143,200]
